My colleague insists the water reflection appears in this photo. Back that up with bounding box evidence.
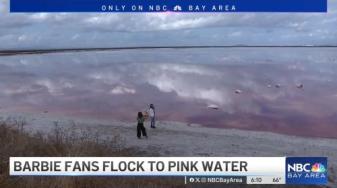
[0,48,337,138]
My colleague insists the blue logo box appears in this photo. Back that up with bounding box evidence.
[286,157,328,185]
[10,0,327,13]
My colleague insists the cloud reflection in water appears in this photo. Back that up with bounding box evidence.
[0,48,337,138]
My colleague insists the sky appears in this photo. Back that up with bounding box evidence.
[0,0,336,49]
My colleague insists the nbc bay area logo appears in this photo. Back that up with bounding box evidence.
[286,157,327,185]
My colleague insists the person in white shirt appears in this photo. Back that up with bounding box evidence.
[148,104,156,128]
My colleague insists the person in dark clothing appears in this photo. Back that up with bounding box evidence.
[137,112,147,139]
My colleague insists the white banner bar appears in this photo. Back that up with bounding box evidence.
[10,157,285,178]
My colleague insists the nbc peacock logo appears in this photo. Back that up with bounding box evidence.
[311,163,326,173]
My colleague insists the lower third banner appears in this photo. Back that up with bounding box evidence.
[9,157,328,185]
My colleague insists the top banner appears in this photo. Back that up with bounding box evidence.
[10,0,327,13]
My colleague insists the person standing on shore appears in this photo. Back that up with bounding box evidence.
[137,112,147,139]
[148,104,156,128]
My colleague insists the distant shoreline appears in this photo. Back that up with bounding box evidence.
[0,45,336,56]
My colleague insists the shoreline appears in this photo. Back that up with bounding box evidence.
[1,46,336,56]
[1,111,336,152]
[1,110,335,140]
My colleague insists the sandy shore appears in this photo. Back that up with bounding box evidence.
[1,112,336,186]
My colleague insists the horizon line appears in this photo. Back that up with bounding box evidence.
[1,45,336,56]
